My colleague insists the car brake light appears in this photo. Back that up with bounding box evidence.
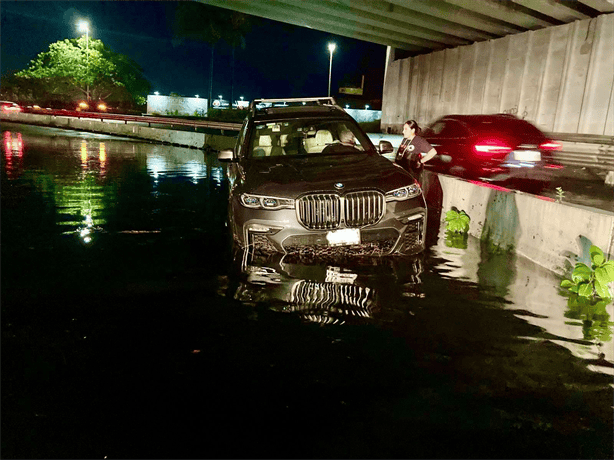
[473,139,513,156]
[539,141,562,151]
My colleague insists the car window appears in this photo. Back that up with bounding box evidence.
[426,120,466,137]
[470,118,545,139]
[246,118,372,158]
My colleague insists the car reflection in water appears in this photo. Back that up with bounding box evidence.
[231,247,424,325]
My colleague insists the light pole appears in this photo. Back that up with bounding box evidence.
[327,43,336,98]
[78,20,90,101]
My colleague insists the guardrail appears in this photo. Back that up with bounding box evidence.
[20,108,242,132]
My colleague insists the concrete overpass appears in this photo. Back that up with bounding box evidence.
[197,0,613,55]
[199,0,614,139]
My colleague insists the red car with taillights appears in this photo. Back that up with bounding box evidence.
[422,114,562,191]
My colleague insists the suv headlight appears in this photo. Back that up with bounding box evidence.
[385,184,422,202]
[240,194,295,210]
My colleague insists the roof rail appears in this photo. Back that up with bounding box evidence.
[249,97,337,113]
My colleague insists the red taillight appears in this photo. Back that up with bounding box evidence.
[539,141,562,151]
[473,139,513,156]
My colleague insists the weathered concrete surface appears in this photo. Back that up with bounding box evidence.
[424,171,614,275]
[382,14,614,137]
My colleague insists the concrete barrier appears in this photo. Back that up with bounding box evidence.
[0,112,208,148]
[423,172,614,275]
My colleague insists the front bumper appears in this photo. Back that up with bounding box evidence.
[232,198,426,256]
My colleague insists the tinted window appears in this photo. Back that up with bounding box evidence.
[468,118,545,139]
[426,120,466,137]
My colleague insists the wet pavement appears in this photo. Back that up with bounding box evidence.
[2,123,613,459]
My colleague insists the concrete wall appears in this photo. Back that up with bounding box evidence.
[424,172,614,275]
[147,95,209,116]
[382,14,614,136]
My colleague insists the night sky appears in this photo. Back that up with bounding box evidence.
[1,1,387,104]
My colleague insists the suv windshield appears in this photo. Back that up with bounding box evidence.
[246,118,373,159]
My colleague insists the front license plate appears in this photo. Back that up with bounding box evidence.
[513,150,541,162]
[326,228,360,246]
[325,266,358,284]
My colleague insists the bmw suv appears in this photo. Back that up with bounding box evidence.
[218,97,427,257]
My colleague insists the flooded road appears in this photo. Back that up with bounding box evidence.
[2,123,613,459]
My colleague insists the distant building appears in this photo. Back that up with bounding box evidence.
[147,95,208,116]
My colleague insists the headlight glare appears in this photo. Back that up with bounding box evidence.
[385,184,421,202]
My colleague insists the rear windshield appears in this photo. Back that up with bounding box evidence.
[245,118,373,159]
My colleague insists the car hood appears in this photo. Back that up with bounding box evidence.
[239,153,415,197]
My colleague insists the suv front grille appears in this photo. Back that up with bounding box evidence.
[297,191,385,230]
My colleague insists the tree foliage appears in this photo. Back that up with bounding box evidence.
[7,36,150,108]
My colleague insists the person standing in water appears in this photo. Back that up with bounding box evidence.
[395,119,437,181]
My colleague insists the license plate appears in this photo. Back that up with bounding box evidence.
[513,150,541,162]
[326,228,360,246]
[325,266,358,284]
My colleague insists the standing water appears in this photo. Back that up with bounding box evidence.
[2,123,612,459]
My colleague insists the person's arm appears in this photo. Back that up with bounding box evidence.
[421,147,437,164]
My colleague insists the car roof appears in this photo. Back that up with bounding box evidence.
[439,114,522,124]
[248,97,353,123]
[251,104,351,122]
[435,114,546,137]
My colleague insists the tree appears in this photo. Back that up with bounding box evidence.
[14,36,150,108]
[172,3,252,104]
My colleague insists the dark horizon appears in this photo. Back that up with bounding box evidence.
[0,1,387,104]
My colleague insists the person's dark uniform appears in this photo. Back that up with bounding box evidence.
[394,135,433,180]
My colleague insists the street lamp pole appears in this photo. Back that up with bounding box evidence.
[328,43,336,98]
[78,20,90,101]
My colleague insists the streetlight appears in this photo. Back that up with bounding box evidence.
[154,91,160,95]
[327,43,336,98]
[78,20,90,100]
[365,104,370,110]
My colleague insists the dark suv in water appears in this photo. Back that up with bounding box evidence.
[218,97,427,257]
[422,114,562,190]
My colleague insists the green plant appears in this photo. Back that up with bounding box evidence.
[555,187,565,202]
[445,207,470,234]
[561,245,614,299]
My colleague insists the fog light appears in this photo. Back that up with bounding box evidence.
[247,224,282,234]
[399,214,423,225]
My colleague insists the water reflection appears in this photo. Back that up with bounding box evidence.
[55,174,111,244]
[231,247,424,324]
[2,124,224,246]
[431,224,614,374]
[3,131,24,179]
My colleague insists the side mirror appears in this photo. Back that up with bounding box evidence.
[378,140,394,154]
[217,148,235,162]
